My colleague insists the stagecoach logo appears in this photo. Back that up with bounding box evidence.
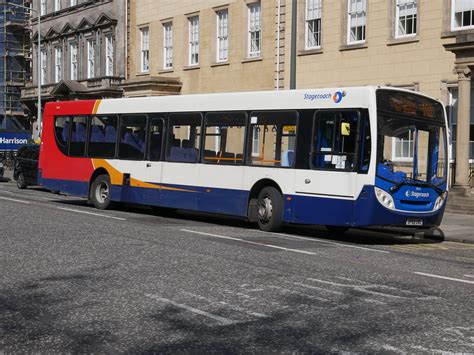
[405,190,430,198]
[0,137,28,145]
[333,91,347,104]
[304,91,347,103]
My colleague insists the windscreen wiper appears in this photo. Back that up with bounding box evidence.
[389,180,443,195]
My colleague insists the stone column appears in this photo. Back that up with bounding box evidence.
[454,66,472,192]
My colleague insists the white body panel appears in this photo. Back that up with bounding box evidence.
[93,86,443,201]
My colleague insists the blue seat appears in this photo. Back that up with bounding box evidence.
[90,125,105,142]
[105,125,116,143]
[61,121,69,142]
[73,122,86,142]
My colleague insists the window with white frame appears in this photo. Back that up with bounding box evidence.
[217,9,229,62]
[347,0,367,44]
[396,0,417,38]
[40,0,47,15]
[55,47,62,82]
[140,27,150,72]
[40,49,47,85]
[87,39,95,78]
[251,126,260,156]
[70,43,78,80]
[188,16,199,65]
[55,0,61,12]
[453,0,474,29]
[163,22,173,69]
[105,35,114,76]
[248,3,261,57]
[306,0,322,49]
[70,0,77,6]
[392,130,415,160]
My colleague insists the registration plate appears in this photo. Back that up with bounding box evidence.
[406,218,423,226]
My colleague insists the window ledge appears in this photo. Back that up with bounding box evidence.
[441,28,474,38]
[211,61,230,67]
[387,36,419,46]
[158,69,174,74]
[339,43,368,51]
[136,72,150,77]
[298,48,323,56]
[183,65,200,71]
[242,56,263,64]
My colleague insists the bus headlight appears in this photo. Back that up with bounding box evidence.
[375,187,395,210]
[433,192,446,211]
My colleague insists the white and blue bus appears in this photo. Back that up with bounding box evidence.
[39,86,449,232]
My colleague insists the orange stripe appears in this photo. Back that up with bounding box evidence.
[92,159,197,193]
[92,100,102,114]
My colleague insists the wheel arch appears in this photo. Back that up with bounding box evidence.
[247,178,282,222]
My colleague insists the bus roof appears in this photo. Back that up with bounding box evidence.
[49,86,441,115]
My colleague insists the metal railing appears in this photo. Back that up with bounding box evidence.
[450,162,474,187]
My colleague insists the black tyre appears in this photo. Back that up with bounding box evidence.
[90,174,114,210]
[326,226,349,234]
[257,186,284,232]
[16,172,27,189]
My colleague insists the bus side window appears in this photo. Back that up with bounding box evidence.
[167,113,202,163]
[54,116,70,156]
[312,110,359,170]
[203,112,246,165]
[248,111,298,168]
[148,117,164,161]
[87,115,118,159]
[119,115,147,160]
[69,116,87,157]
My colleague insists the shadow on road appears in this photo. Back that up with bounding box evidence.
[48,198,445,247]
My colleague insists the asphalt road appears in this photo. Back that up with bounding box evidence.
[0,182,473,353]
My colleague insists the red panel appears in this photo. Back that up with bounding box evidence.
[39,100,98,182]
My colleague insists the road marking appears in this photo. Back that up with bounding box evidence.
[414,272,474,285]
[181,229,317,255]
[0,196,31,204]
[254,229,390,254]
[464,275,474,279]
[144,294,238,326]
[56,207,126,221]
[307,278,412,299]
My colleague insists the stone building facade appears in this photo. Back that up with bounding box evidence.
[125,0,473,191]
[21,0,126,115]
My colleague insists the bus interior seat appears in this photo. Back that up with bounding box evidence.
[204,150,217,161]
[218,151,235,164]
[281,150,295,167]
[61,121,69,142]
[235,153,243,164]
[123,132,142,151]
[105,125,116,143]
[182,139,199,162]
[91,125,105,142]
[73,122,86,142]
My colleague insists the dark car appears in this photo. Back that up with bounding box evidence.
[14,144,39,189]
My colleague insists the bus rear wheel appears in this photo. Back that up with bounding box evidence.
[257,186,283,232]
[90,174,114,210]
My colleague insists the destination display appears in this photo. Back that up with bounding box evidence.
[376,90,444,122]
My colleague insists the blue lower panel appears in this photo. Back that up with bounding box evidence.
[41,178,445,228]
[291,195,353,226]
[42,178,89,197]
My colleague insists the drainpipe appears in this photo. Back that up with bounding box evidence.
[290,0,297,90]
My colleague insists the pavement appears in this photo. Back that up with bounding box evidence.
[1,168,472,244]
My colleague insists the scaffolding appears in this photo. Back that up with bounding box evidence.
[0,0,31,132]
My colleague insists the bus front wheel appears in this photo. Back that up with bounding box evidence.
[257,186,283,232]
[90,174,114,210]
